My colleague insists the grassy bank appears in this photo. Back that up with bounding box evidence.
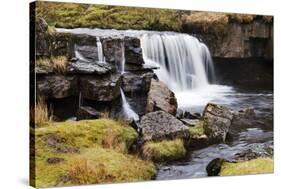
[33,119,156,187]
[35,1,272,32]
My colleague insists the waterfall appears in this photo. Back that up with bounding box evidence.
[96,37,105,63]
[74,44,89,62]
[120,88,139,121]
[141,33,214,92]
[78,91,82,108]
[120,41,125,74]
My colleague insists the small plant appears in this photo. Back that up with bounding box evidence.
[35,98,51,125]
[36,56,68,73]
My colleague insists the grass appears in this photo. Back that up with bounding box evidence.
[34,98,51,125]
[188,120,205,137]
[34,119,155,187]
[220,158,273,176]
[36,56,68,73]
[142,139,186,162]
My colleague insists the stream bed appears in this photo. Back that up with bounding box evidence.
[156,86,273,180]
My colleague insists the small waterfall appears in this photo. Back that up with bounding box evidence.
[74,44,89,62]
[78,91,82,108]
[120,41,125,74]
[96,37,105,63]
[120,88,139,121]
[141,33,214,92]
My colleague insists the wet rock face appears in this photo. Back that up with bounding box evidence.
[203,103,233,143]
[102,37,144,66]
[37,75,78,99]
[80,74,121,102]
[76,106,101,121]
[122,71,154,93]
[146,79,178,116]
[141,111,189,143]
[68,61,114,75]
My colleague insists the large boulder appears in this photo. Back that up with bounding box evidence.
[36,75,78,99]
[146,79,177,116]
[121,71,154,93]
[140,111,189,143]
[80,74,121,101]
[203,103,233,143]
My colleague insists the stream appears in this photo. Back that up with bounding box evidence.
[156,87,273,180]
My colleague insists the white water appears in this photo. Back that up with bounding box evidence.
[141,33,234,112]
[120,88,139,121]
[96,37,105,63]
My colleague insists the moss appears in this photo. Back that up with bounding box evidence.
[228,14,256,23]
[189,120,205,137]
[220,158,273,176]
[142,139,186,162]
[34,119,155,188]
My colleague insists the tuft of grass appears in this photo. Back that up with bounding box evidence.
[34,119,155,188]
[228,14,256,23]
[189,120,205,137]
[36,56,68,73]
[142,139,186,162]
[35,98,51,125]
[220,158,273,176]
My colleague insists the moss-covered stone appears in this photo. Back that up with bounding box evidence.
[34,119,156,188]
[220,158,273,176]
[189,120,205,137]
[142,139,186,162]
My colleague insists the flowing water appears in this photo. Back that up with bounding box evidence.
[96,36,105,63]
[57,28,273,179]
[120,88,140,121]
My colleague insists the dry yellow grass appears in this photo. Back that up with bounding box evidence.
[36,56,68,73]
[35,98,50,125]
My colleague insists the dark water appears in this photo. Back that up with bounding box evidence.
[156,87,273,180]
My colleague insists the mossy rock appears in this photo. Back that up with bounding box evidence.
[188,120,205,137]
[188,120,209,149]
[220,158,273,176]
[33,119,156,187]
[142,139,187,162]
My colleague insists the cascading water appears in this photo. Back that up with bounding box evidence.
[96,37,105,63]
[120,88,139,121]
[141,33,233,112]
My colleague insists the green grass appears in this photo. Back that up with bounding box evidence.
[35,1,272,33]
[33,119,155,187]
[220,158,273,176]
[142,139,186,162]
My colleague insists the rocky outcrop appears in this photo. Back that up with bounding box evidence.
[203,103,233,143]
[80,74,121,102]
[37,75,78,99]
[146,79,178,116]
[140,111,189,143]
[76,106,101,121]
[121,71,154,93]
[68,61,114,75]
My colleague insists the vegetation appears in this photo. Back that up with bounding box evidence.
[142,139,186,162]
[36,55,68,73]
[34,119,155,187]
[35,1,273,32]
[188,120,205,137]
[220,158,273,176]
[34,98,51,125]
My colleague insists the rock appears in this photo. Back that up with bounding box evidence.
[177,110,201,119]
[80,74,121,101]
[206,158,226,176]
[203,103,233,143]
[35,17,50,57]
[180,119,200,127]
[68,61,114,74]
[121,71,154,93]
[36,75,78,99]
[231,107,256,127]
[124,36,145,65]
[47,157,65,164]
[146,79,177,116]
[188,120,209,149]
[76,106,101,121]
[140,111,189,143]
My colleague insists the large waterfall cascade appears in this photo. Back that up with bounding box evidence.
[141,33,233,112]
